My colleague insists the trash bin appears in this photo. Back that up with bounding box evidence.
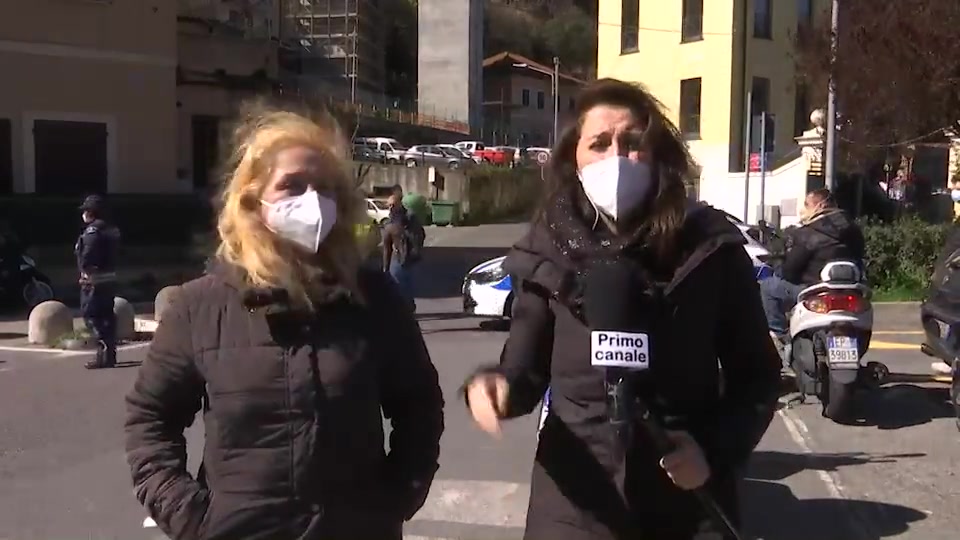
[430,200,461,226]
[402,192,429,224]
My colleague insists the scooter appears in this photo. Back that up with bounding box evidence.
[0,252,55,310]
[778,261,886,421]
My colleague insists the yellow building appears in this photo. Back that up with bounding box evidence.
[598,0,827,181]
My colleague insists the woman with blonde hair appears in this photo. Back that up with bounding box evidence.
[124,104,444,540]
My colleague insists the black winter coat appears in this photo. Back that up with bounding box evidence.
[124,263,444,540]
[490,206,781,540]
[780,209,865,285]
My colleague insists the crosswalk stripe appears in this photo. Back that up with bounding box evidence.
[408,479,529,528]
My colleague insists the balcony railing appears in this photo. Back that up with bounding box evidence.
[280,75,470,134]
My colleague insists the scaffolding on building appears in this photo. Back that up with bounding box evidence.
[280,0,386,103]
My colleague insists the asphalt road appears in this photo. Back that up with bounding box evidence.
[0,223,956,540]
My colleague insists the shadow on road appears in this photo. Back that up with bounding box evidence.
[743,451,928,539]
[746,450,925,483]
[0,331,26,339]
[417,246,510,299]
[843,384,954,430]
[742,479,926,540]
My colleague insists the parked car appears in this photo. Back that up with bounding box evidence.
[403,145,465,170]
[355,137,407,164]
[523,147,552,166]
[352,142,386,163]
[454,141,511,165]
[365,198,391,225]
[493,146,522,167]
[437,144,473,161]
[462,215,773,319]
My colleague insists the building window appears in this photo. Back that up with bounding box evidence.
[679,78,702,138]
[621,0,639,54]
[751,77,771,114]
[537,91,545,110]
[681,0,703,42]
[522,89,530,107]
[754,0,772,39]
[793,84,809,137]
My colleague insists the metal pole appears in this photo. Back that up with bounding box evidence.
[759,112,768,227]
[825,0,839,191]
[743,91,752,222]
[552,56,560,147]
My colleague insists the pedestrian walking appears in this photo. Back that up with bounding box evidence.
[463,78,781,540]
[124,105,443,540]
[75,194,120,370]
[381,191,425,310]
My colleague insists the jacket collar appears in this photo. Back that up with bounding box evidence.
[206,258,354,312]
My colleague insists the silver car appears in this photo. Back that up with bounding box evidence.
[403,145,464,170]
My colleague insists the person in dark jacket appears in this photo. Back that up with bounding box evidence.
[75,194,121,369]
[463,78,781,540]
[382,192,423,310]
[124,106,444,540]
[759,188,865,335]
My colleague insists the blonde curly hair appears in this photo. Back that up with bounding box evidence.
[214,101,364,308]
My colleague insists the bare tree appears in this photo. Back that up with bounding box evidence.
[794,0,960,164]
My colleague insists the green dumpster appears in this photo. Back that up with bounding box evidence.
[430,200,461,226]
[401,192,430,224]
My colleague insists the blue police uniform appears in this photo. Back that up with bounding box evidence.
[75,196,121,369]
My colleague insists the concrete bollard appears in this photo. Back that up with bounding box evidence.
[28,301,73,345]
[154,286,181,324]
[113,297,136,340]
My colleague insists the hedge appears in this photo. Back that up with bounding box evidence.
[861,216,954,294]
[463,164,542,224]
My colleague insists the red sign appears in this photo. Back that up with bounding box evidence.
[749,152,772,173]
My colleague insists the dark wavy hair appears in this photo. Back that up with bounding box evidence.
[540,78,697,261]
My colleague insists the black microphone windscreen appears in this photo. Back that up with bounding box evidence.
[583,262,640,330]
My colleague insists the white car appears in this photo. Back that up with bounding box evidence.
[462,216,774,319]
[365,198,391,225]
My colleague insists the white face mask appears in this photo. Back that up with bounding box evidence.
[261,189,337,253]
[951,190,960,203]
[577,156,654,221]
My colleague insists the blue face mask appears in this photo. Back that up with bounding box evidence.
[952,190,960,203]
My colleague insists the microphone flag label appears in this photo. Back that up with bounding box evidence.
[590,330,650,369]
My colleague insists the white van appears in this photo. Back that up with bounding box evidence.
[355,137,407,164]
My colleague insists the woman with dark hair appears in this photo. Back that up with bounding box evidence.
[463,78,781,539]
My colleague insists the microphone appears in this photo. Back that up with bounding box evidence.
[583,262,744,540]
[583,261,652,460]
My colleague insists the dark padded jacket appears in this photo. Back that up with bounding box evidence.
[780,209,865,285]
[124,263,444,540]
[484,205,780,540]
[74,219,120,283]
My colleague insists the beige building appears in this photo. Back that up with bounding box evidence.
[0,0,280,195]
[0,0,177,194]
[482,52,584,147]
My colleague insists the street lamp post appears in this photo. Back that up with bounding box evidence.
[512,58,560,146]
[825,0,839,191]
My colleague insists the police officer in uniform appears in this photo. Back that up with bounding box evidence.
[75,195,121,369]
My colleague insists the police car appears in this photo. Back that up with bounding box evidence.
[462,215,774,319]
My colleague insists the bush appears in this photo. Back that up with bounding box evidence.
[0,194,215,247]
[861,216,954,294]
[464,165,542,224]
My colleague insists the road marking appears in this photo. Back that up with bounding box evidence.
[776,407,875,539]
[0,342,150,356]
[870,340,920,350]
[410,479,529,529]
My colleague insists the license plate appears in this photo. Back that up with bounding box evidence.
[827,336,859,365]
[937,320,950,339]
